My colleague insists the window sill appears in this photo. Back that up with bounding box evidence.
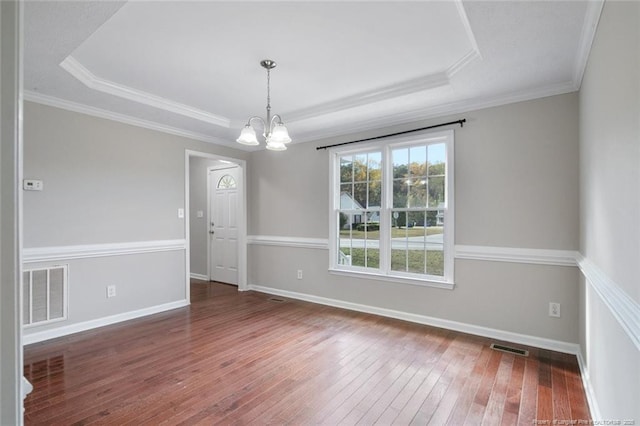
[328,268,455,290]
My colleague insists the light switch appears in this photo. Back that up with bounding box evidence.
[178,208,185,219]
[197,210,204,218]
[23,179,43,191]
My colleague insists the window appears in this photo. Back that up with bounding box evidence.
[330,130,454,288]
[217,174,237,189]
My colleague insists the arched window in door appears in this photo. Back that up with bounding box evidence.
[217,174,237,190]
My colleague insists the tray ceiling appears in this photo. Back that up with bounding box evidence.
[24,1,603,150]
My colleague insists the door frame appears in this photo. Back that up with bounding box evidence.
[184,150,248,301]
[206,164,240,284]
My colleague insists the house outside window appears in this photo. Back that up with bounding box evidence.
[329,130,454,289]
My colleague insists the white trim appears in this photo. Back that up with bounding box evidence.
[449,0,482,78]
[60,56,230,127]
[23,239,186,263]
[23,91,243,149]
[328,130,456,283]
[573,0,605,89]
[455,245,579,267]
[248,284,580,355]
[328,268,454,290]
[575,350,602,421]
[247,235,329,250]
[293,81,578,144]
[246,237,581,268]
[190,273,209,281]
[286,72,450,123]
[576,254,640,351]
[22,299,188,345]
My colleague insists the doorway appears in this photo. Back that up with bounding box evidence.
[185,150,247,300]
[208,165,240,285]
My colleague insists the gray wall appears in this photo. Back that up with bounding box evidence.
[248,93,580,343]
[189,156,220,277]
[579,1,639,420]
[22,101,247,338]
[1,1,23,422]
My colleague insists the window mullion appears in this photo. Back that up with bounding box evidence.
[379,145,392,274]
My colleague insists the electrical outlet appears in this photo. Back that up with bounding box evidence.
[297,270,303,280]
[549,302,560,317]
[107,285,117,298]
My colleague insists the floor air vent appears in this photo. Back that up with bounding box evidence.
[490,343,529,357]
[268,297,286,303]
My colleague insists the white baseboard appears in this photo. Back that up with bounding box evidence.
[23,299,189,345]
[247,284,580,355]
[575,351,602,421]
[190,273,209,281]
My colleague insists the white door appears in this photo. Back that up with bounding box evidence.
[208,166,239,285]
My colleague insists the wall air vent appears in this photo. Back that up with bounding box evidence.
[23,265,68,327]
[490,343,529,357]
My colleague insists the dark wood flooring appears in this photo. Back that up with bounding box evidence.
[24,280,591,425]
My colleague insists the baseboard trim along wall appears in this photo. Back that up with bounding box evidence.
[575,351,602,422]
[247,284,580,355]
[23,299,189,345]
[190,273,209,281]
[23,239,187,263]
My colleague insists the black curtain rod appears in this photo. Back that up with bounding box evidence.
[316,118,466,151]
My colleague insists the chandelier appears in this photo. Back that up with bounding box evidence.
[236,59,292,151]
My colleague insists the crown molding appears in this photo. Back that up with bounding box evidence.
[23,91,246,149]
[572,0,605,89]
[449,0,482,79]
[286,71,451,123]
[447,48,481,79]
[295,80,577,144]
[60,55,231,128]
[287,2,480,124]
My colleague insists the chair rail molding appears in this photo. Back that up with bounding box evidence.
[576,253,640,351]
[23,239,186,263]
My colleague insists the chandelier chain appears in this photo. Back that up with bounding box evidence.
[266,66,271,118]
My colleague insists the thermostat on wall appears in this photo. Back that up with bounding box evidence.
[23,179,43,191]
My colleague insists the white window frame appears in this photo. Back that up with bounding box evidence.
[328,129,455,290]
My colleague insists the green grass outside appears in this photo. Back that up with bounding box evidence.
[339,226,443,239]
[344,248,444,276]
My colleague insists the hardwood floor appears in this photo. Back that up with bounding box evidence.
[24,280,591,425]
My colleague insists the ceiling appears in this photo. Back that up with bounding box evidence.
[24,1,603,150]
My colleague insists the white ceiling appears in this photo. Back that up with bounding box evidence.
[24,1,603,150]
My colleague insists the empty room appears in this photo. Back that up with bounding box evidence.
[1,0,638,424]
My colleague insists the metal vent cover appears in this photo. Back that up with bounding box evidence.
[23,265,68,327]
[490,343,529,357]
